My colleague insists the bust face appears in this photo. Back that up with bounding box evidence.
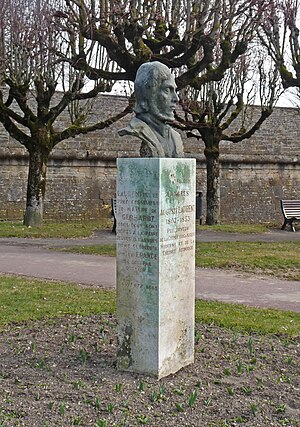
[147,74,179,122]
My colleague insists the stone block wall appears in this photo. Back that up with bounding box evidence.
[0,93,299,224]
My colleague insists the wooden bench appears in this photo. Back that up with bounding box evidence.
[111,198,117,233]
[280,200,300,232]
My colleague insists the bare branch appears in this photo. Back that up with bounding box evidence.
[258,0,300,88]
[52,95,134,145]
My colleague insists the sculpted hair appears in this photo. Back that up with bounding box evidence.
[134,62,171,114]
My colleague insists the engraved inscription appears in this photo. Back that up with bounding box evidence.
[117,160,195,290]
[117,191,159,275]
[159,202,195,256]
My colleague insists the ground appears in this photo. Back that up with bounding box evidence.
[0,314,299,427]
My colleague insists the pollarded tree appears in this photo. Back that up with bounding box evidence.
[61,0,278,224]
[258,0,300,90]
[175,52,281,224]
[0,0,132,226]
[58,0,272,224]
[60,0,263,90]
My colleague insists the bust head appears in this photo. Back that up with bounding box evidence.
[134,61,179,122]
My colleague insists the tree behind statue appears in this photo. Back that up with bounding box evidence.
[60,0,281,224]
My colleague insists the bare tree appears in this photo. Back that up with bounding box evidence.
[60,0,277,224]
[258,0,300,89]
[62,0,279,224]
[60,0,263,89]
[175,52,281,224]
[0,0,132,226]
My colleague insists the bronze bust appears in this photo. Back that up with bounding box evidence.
[118,62,184,158]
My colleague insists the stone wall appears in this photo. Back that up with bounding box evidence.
[0,93,299,224]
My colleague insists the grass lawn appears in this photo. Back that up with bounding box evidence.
[0,275,299,337]
[0,219,112,238]
[196,241,300,280]
[0,221,273,238]
[0,276,115,328]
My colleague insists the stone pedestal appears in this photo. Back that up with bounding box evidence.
[116,158,196,378]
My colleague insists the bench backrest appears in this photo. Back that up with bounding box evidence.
[281,200,300,219]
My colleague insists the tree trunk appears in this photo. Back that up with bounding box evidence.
[23,147,49,227]
[204,141,220,225]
